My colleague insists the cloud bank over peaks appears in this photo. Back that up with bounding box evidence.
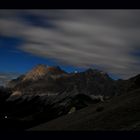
[0,10,140,79]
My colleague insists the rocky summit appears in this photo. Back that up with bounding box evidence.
[22,64,66,82]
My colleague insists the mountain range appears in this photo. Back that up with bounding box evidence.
[0,64,140,130]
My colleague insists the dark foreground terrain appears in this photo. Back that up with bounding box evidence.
[0,64,140,130]
[29,88,140,131]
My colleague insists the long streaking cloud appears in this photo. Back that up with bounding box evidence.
[0,10,140,79]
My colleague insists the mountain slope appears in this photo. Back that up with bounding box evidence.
[0,65,118,129]
[29,88,140,131]
[0,64,139,130]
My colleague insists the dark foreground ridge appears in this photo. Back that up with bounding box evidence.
[29,88,140,131]
[0,64,140,130]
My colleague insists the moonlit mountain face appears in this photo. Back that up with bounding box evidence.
[0,10,140,80]
[22,64,66,81]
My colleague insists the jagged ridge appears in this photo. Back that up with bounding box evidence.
[23,64,66,81]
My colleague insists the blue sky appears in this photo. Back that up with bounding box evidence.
[0,10,140,82]
[0,35,86,74]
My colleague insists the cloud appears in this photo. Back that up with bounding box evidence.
[0,73,20,86]
[0,10,140,79]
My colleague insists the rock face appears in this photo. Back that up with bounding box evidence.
[1,64,140,130]
[22,64,66,82]
[7,65,116,97]
[7,75,25,89]
[23,64,48,81]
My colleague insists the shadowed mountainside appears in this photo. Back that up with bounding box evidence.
[0,64,139,130]
[29,88,140,131]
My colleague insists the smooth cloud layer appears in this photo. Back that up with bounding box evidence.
[0,10,140,79]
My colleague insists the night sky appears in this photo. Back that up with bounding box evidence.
[0,10,140,84]
[0,35,84,73]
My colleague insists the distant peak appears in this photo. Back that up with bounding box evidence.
[33,64,48,72]
[22,64,48,81]
[46,66,60,71]
[85,68,110,79]
[22,64,66,81]
[45,65,66,75]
